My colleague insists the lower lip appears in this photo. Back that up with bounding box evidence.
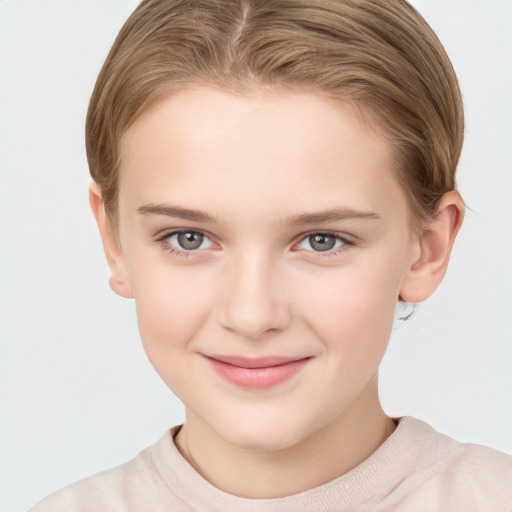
[206,357,310,389]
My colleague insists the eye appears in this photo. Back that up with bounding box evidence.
[298,232,348,253]
[162,230,215,252]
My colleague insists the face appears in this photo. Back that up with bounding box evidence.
[114,86,420,451]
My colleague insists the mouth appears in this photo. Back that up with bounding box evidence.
[204,354,312,389]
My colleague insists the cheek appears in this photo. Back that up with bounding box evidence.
[131,265,212,377]
[296,253,404,369]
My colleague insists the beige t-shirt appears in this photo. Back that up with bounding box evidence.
[29,417,512,511]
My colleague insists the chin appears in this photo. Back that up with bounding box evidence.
[214,412,313,452]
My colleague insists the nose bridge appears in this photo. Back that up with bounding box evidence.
[220,247,291,339]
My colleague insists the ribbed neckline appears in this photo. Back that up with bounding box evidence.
[149,417,446,511]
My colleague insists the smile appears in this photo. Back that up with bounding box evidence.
[204,354,312,390]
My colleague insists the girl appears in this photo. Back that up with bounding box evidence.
[24,0,512,510]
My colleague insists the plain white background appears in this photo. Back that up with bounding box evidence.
[1,1,511,510]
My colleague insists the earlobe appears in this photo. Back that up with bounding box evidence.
[88,182,134,299]
[400,191,465,303]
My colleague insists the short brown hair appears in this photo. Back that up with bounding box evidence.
[86,0,464,229]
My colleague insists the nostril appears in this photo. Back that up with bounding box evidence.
[219,297,291,340]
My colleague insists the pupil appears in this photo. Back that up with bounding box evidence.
[311,234,335,251]
[178,232,203,250]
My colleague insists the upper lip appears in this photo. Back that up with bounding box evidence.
[204,354,311,369]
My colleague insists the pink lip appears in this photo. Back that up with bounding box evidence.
[204,354,311,389]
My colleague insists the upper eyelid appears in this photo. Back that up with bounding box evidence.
[156,228,352,240]
[295,230,356,250]
[156,227,214,241]
[298,230,354,241]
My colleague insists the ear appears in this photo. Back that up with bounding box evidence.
[400,191,465,303]
[89,182,133,298]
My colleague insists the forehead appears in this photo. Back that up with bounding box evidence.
[118,86,406,225]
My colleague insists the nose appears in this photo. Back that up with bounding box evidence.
[219,251,292,340]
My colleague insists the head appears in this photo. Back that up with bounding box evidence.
[87,0,464,451]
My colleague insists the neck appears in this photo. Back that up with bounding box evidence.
[175,375,396,499]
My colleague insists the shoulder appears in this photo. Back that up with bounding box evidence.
[28,455,146,512]
[27,429,179,512]
[439,441,512,506]
[396,417,512,510]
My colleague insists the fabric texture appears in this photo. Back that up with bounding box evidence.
[29,417,512,512]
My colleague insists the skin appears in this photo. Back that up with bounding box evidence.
[90,86,464,498]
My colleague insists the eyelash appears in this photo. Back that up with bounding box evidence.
[156,228,212,259]
[155,228,354,259]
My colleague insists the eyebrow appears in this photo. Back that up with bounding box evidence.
[137,203,381,225]
[137,204,216,222]
[286,208,381,225]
